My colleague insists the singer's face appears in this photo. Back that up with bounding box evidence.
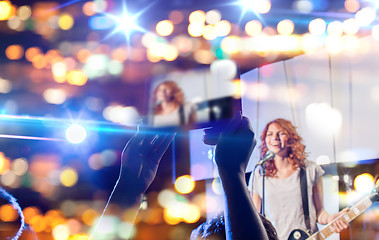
[265,123,289,156]
[156,84,174,103]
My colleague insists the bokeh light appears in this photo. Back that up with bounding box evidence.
[175,175,195,194]
[102,105,140,125]
[17,5,31,21]
[221,36,241,54]
[203,25,217,40]
[82,1,96,16]
[0,77,12,93]
[0,1,13,21]
[277,19,294,36]
[169,10,184,24]
[182,204,201,223]
[214,20,231,37]
[66,70,88,86]
[188,22,205,37]
[0,152,11,175]
[52,224,70,240]
[156,20,174,36]
[189,10,206,24]
[59,13,74,30]
[309,18,326,36]
[65,124,87,144]
[354,173,374,194]
[0,204,18,222]
[212,178,223,195]
[43,89,67,105]
[327,21,343,37]
[60,168,79,187]
[345,0,359,13]
[5,44,24,60]
[205,10,221,25]
[245,20,262,36]
[305,102,342,135]
[355,7,376,27]
[343,18,359,35]
[11,158,28,176]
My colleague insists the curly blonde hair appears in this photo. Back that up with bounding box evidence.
[153,80,184,115]
[260,118,307,177]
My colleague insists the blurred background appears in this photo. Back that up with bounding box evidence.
[0,0,378,239]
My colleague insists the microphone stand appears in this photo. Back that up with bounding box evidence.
[261,164,266,217]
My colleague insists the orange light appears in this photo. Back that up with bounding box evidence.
[5,44,24,60]
[82,1,96,16]
[111,48,128,62]
[345,0,359,13]
[0,204,18,222]
[0,152,11,174]
[29,215,47,233]
[25,47,42,62]
[77,49,92,63]
[23,206,42,224]
[32,54,47,69]
[81,209,97,226]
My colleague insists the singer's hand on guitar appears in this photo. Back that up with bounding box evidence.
[328,207,349,233]
[204,113,256,177]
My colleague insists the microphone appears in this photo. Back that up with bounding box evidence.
[256,151,275,166]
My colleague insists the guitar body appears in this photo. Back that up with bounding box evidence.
[288,229,310,240]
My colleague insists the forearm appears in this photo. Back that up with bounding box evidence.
[112,178,146,223]
[220,171,269,240]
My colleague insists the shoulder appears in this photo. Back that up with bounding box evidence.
[304,160,325,183]
[304,159,323,170]
[183,102,197,112]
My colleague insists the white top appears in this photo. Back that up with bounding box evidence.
[248,160,325,240]
[153,102,196,127]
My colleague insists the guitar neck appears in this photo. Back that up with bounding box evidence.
[307,197,374,240]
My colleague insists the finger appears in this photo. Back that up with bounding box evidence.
[341,207,349,213]
[334,220,347,232]
[203,128,219,145]
[122,131,144,154]
[333,222,341,233]
[142,130,176,160]
[152,132,176,156]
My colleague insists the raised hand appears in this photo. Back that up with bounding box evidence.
[121,128,176,195]
[204,113,257,177]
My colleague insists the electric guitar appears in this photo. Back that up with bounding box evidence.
[288,185,379,240]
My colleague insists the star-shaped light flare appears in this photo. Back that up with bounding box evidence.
[103,1,156,45]
[235,0,266,24]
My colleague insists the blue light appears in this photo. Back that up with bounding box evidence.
[65,124,87,144]
[89,15,113,30]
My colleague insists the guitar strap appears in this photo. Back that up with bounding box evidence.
[179,105,185,125]
[300,167,311,233]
